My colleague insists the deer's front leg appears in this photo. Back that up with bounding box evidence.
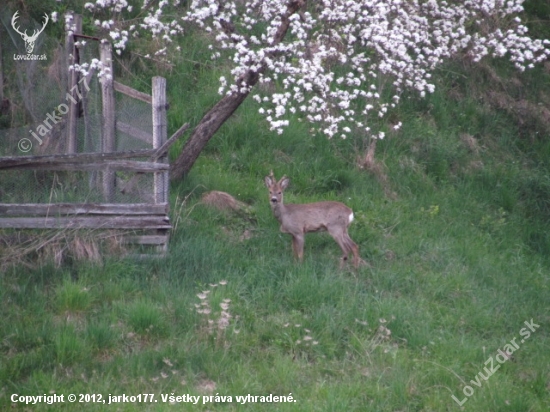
[291,234,305,262]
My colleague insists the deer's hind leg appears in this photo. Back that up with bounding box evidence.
[327,226,352,267]
[328,225,360,268]
[343,232,360,268]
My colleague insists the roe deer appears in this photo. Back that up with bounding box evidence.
[264,171,360,268]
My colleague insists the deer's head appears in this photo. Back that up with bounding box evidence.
[12,11,49,54]
[264,170,289,206]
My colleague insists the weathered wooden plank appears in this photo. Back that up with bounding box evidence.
[0,128,188,170]
[152,76,168,204]
[0,203,168,216]
[114,81,152,104]
[0,41,3,106]
[0,160,168,172]
[153,123,190,161]
[0,216,171,229]
[65,12,82,154]
[117,121,153,143]
[0,150,152,169]
[93,160,169,172]
[73,33,100,41]
[100,42,116,201]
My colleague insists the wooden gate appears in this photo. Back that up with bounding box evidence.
[0,19,188,257]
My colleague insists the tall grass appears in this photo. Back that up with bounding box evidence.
[2,21,550,412]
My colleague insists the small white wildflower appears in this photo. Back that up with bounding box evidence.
[197,309,211,315]
[218,317,230,329]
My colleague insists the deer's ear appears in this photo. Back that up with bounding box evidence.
[280,177,290,189]
[264,176,273,187]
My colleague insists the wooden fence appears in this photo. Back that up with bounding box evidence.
[0,14,188,257]
[0,123,188,256]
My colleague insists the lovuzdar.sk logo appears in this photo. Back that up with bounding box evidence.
[11,11,48,60]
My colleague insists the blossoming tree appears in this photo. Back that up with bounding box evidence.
[80,0,550,180]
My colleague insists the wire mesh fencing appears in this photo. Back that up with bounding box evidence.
[0,10,171,263]
[0,8,162,206]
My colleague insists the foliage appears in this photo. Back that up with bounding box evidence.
[72,0,550,142]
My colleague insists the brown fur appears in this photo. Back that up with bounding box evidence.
[265,171,360,268]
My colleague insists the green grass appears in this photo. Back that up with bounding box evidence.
[2,12,550,412]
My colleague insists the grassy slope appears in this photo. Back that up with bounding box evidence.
[1,17,550,412]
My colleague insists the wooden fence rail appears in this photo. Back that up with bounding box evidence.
[0,203,168,216]
[0,216,171,230]
[0,123,188,171]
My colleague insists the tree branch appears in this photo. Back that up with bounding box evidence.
[170,0,307,180]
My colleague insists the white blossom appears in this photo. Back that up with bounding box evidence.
[77,0,549,140]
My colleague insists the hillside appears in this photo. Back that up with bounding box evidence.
[1,2,550,411]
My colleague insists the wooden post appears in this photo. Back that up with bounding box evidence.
[100,41,116,201]
[0,39,4,106]
[152,77,168,255]
[65,12,82,154]
[152,77,168,204]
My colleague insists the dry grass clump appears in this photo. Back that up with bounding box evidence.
[199,191,256,242]
[0,229,128,270]
[358,139,398,200]
[201,190,249,212]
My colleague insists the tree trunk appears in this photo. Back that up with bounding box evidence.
[170,88,250,180]
[170,0,306,181]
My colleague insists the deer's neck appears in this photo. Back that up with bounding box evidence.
[271,202,285,223]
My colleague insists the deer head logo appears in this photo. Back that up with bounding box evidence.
[11,11,49,54]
